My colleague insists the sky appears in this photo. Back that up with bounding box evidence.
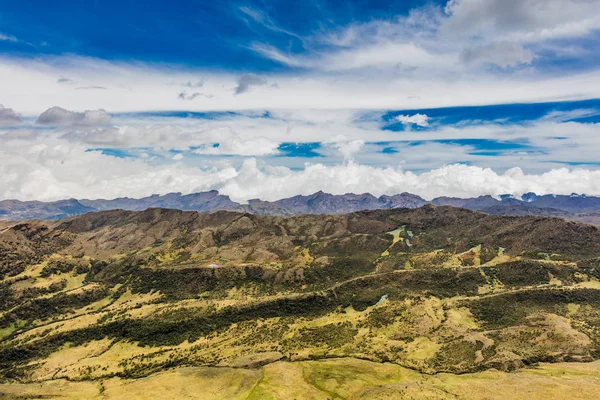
[1,0,600,202]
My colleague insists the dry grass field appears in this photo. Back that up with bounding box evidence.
[1,358,600,399]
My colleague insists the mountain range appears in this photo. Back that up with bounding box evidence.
[2,190,600,224]
[2,205,600,398]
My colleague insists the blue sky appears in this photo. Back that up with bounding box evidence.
[1,0,600,201]
[0,0,434,68]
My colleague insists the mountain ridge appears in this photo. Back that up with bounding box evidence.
[2,190,600,224]
[2,205,600,385]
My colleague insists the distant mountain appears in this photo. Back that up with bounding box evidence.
[1,190,600,223]
[81,190,244,213]
[432,194,530,210]
[0,191,429,220]
[0,198,96,220]
[431,195,502,210]
[266,191,427,215]
[571,212,600,226]
[430,193,600,223]
[244,199,295,216]
[479,204,573,218]
[527,193,600,213]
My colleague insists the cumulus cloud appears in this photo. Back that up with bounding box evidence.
[2,108,600,201]
[334,140,365,161]
[217,160,600,202]
[0,139,238,201]
[4,136,600,202]
[460,41,534,67]
[395,114,430,127]
[0,104,22,126]
[36,107,112,126]
[234,74,267,95]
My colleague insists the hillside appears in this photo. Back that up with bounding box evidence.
[1,206,600,398]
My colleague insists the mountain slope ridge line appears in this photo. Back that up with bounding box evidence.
[3,190,600,225]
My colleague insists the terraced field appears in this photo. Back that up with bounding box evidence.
[1,206,600,398]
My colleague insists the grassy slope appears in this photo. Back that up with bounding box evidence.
[1,358,600,399]
[1,207,600,396]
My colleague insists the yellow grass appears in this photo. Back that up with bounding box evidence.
[3,358,600,399]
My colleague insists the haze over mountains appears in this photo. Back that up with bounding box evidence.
[2,190,600,224]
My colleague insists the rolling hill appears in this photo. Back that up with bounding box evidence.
[1,206,600,398]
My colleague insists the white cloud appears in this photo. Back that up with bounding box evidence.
[0,138,238,201]
[2,55,600,114]
[7,142,600,202]
[249,44,310,68]
[186,161,600,202]
[442,0,600,41]
[334,140,365,161]
[0,33,18,42]
[320,42,452,71]
[1,116,600,202]
[234,74,268,95]
[20,108,600,170]
[248,0,600,84]
[0,104,21,126]
[239,6,302,39]
[251,41,453,72]
[460,41,534,67]
[0,1,598,205]
[1,103,597,172]
[0,1,597,116]
[1,129,39,140]
[36,106,112,126]
[218,161,600,203]
[192,135,280,157]
[396,113,430,127]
